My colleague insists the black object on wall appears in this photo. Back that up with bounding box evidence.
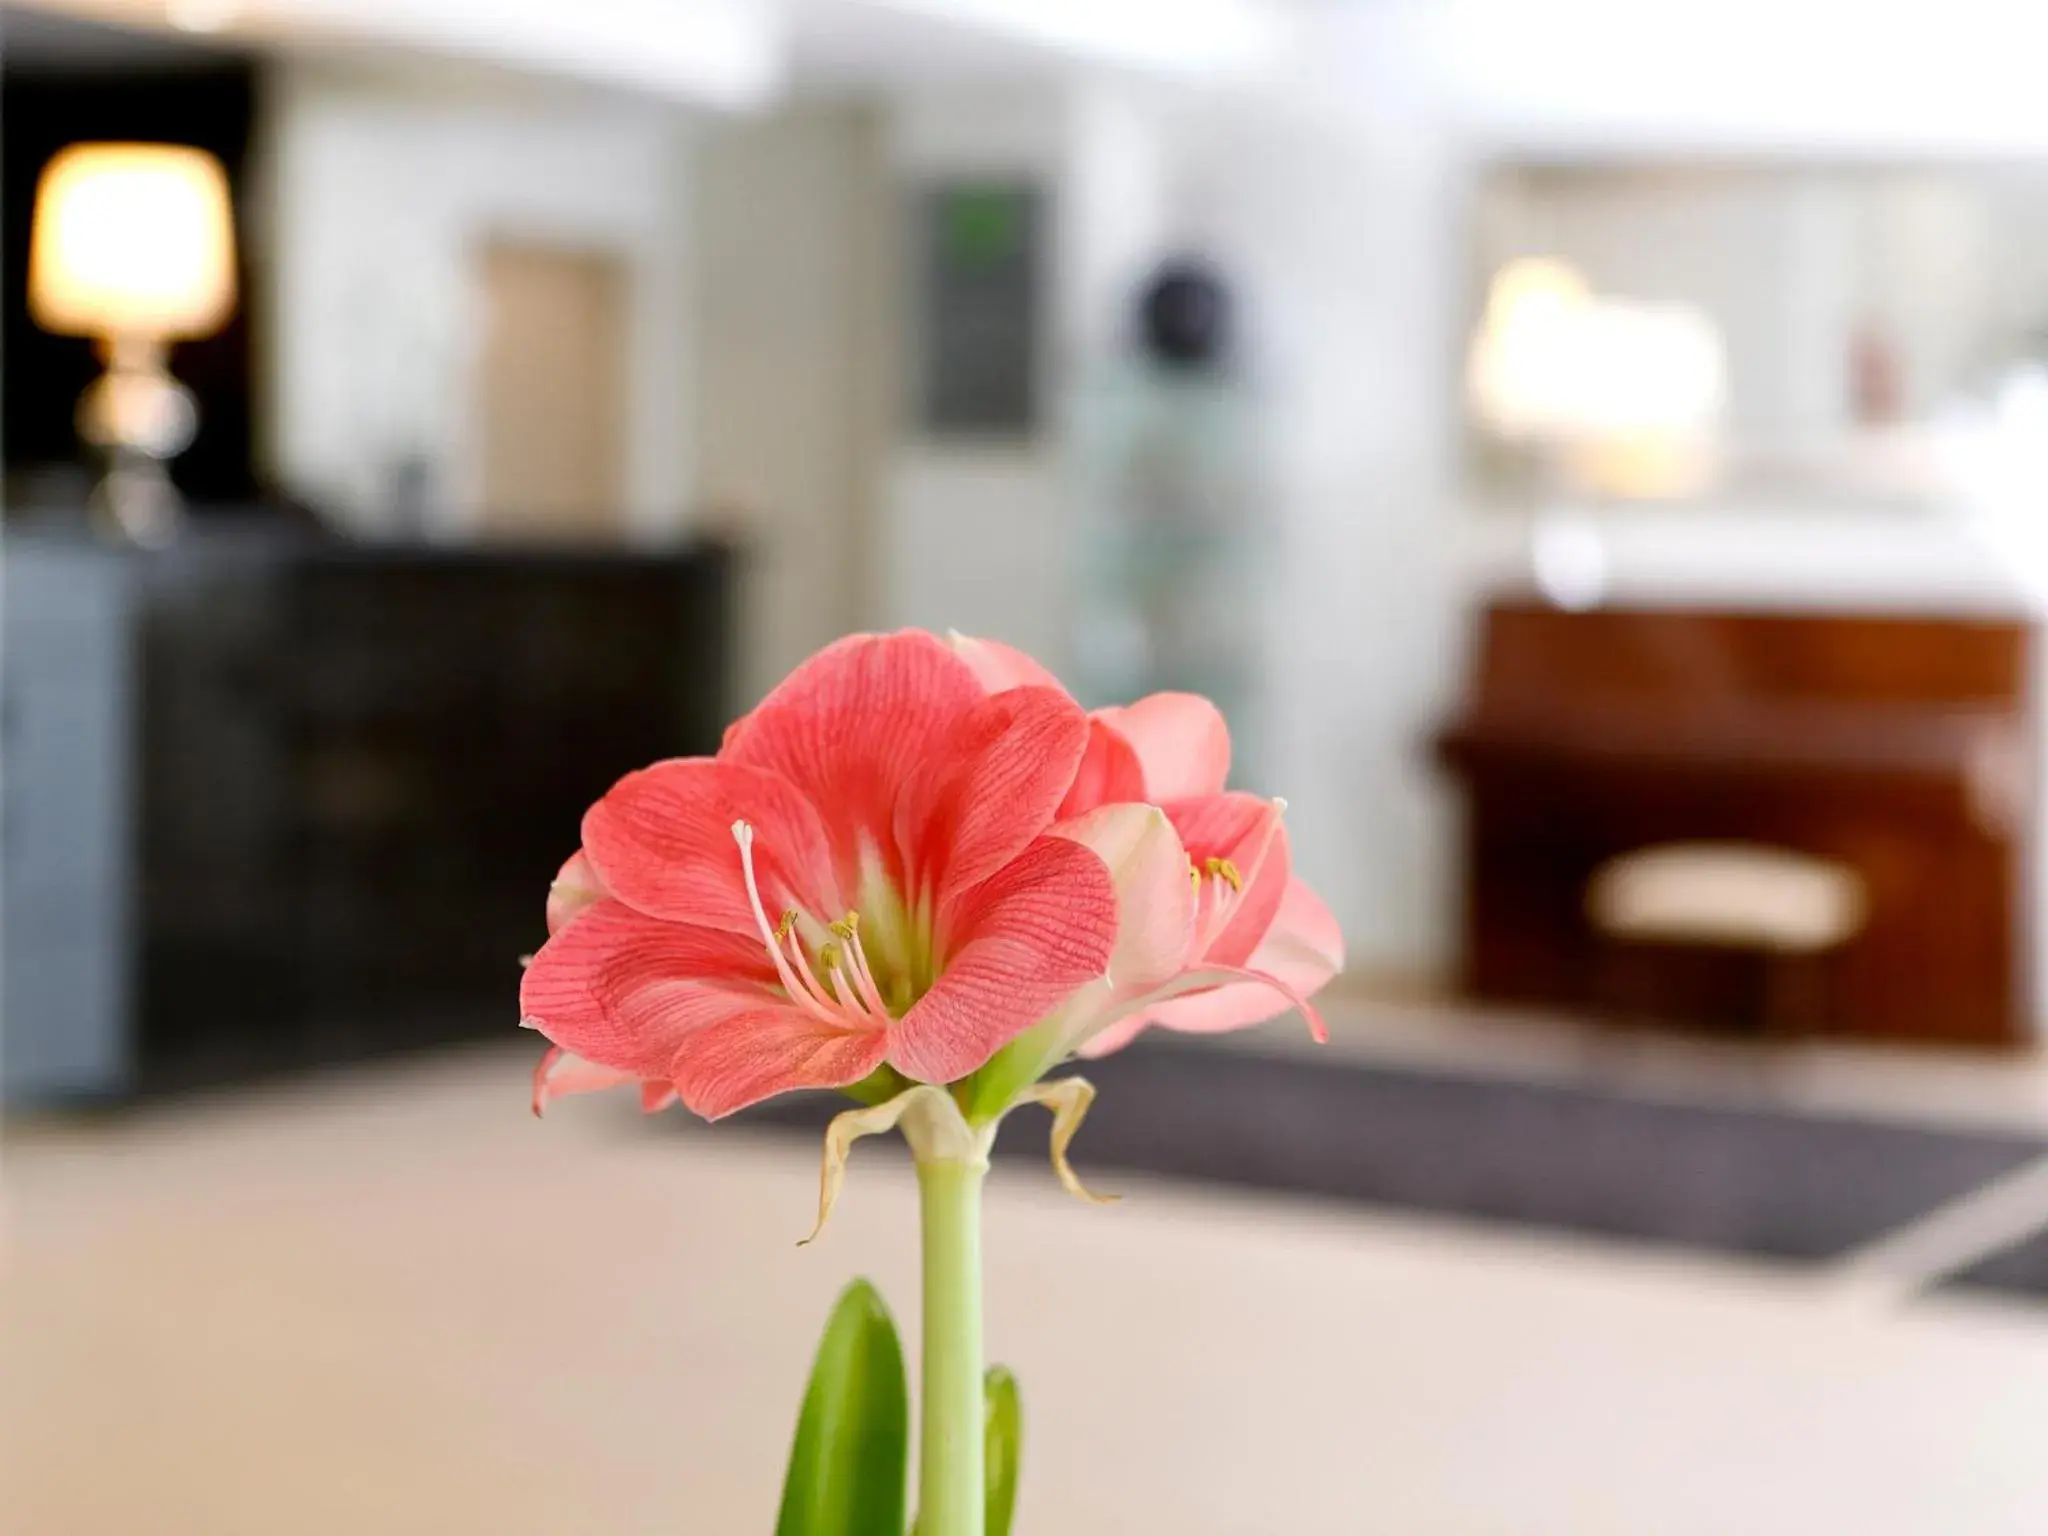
[1138,256,1234,372]
[1,62,260,503]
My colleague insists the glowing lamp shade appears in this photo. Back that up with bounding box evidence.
[1467,257,1596,442]
[29,143,236,342]
[1468,255,1727,499]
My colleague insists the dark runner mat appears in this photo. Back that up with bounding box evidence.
[735,1041,2048,1271]
[1943,1222,2048,1298]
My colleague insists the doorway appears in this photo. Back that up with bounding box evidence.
[474,240,628,539]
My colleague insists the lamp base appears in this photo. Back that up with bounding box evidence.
[89,452,183,549]
[77,337,196,549]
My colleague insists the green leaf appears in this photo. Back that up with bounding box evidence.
[776,1279,910,1536]
[984,1365,1022,1536]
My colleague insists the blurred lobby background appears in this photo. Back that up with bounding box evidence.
[16,1,2048,1531]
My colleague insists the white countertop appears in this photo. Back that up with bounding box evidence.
[9,1042,2048,1534]
[1464,503,2045,616]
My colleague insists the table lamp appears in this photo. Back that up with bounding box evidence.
[29,142,237,546]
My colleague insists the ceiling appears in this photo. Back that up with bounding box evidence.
[1,2,242,68]
[0,0,1297,107]
[788,0,1066,90]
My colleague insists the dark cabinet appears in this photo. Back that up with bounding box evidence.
[3,528,734,1100]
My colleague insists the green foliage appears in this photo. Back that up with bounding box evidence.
[776,1280,910,1536]
[984,1366,1021,1536]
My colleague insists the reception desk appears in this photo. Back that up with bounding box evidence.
[2,524,735,1102]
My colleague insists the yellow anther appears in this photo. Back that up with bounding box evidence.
[774,909,800,944]
[1204,857,1244,892]
[828,912,860,942]
[817,940,841,974]
[1189,863,1202,894]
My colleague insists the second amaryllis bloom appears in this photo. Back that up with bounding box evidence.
[521,628,1342,1124]
[950,634,1344,1105]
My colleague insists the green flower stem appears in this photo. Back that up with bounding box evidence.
[916,1154,987,1536]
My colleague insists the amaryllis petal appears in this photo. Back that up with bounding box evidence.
[890,836,1118,1084]
[581,758,839,934]
[1175,959,1333,1041]
[1169,793,1290,969]
[1052,803,1192,998]
[721,631,986,895]
[546,852,607,935]
[530,1047,679,1115]
[1061,1004,1145,1059]
[667,1009,889,1120]
[531,1044,639,1115]
[1071,809,1338,1061]
[897,686,1092,905]
[946,631,1064,693]
[1105,975,1304,1046]
[1056,716,1148,819]
[1257,876,1346,996]
[1080,955,1332,1058]
[520,899,779,1078]
[960,803,1196,1111]
[1095,692,1231,800]
[1209,822,1292,970]
[641,1081,681,1113]
[1139,877,1342,1041]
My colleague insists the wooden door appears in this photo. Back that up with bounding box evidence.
[474,241,627,538]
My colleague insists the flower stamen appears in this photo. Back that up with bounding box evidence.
[734,821,844,1026]
[834,914,896,1021]
[1192,857,1249,953]
[1188,806,1288,954]
[775,918,856,1016]
[732,821,894,1033]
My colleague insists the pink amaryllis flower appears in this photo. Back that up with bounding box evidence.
[949,635,1344,1077]
[522,631,1119,1120]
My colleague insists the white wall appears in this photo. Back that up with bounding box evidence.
[879,79,1228,671]
[694,102,892,706]
[1200,95,1466,980]
[694,84,1158,711]
[1464,507,2037,615]
[259,62,695,540]
[877,85,1075,664]
[867,68,1469,978]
